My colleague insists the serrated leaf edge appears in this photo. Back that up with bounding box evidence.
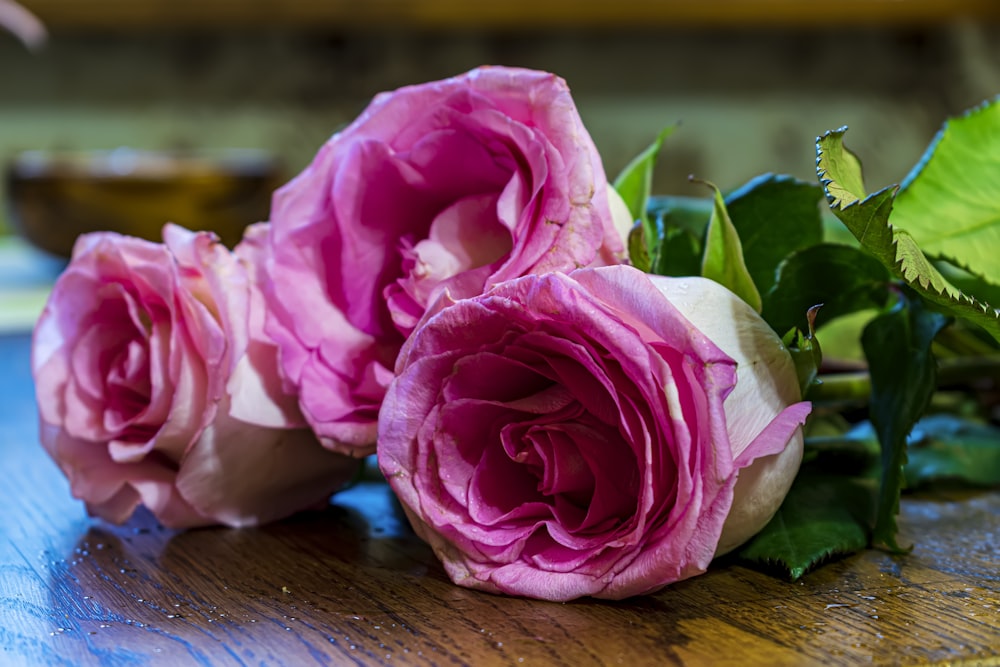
[898,95,1000,193]
[743,541,864,582]
[895,96,1000,290]
[816,128,1000,325]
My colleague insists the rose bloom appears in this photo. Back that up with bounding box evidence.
[32,224,359,529]
[263,66,629,456]
[0,0,46,50]
[378,266,811,601]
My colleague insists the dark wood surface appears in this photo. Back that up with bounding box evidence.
[1,330,998,667]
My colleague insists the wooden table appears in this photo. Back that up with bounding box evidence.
[1,330,997,666]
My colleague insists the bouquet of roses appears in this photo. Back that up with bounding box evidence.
[31,66,1000,601]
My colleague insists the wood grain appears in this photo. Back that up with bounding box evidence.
[21,0,1000,31]
[1,331,998,666]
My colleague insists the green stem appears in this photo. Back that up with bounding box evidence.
[807,356,1000,405]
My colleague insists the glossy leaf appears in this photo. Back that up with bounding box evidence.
[764,243,890,336]
[891,98,1000,286]
[627,221,652,273]
[614,125,675,265]
[815,129,896,265]
[647,195,711,277]
[936,261,1000,318]
[725,173,824,296]
[905,414,1000,488]
[861,291,950,552]
[737,473,873,581]
[816,128,1000,342]
[807,415,1000,489]
[699,182,762,312]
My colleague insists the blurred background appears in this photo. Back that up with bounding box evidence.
[2,0,999,329]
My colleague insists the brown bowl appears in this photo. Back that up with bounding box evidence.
[5,148,284,258]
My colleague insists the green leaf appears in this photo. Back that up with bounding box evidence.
[699,182,763,312]
[816,127,1000,342]
[936,261,1000,317]
[904,414,1000,488]
[737,473,873,581]
[782,305,823,397]
[647,195,712,277]
[763,243,890,336]
[804,429,881,477]
[819,129,869,204]
[861,291,950,552]
[891,98,1000,287]
[627,221,652,273]
[815,129,897,266]
[614,126,676,265]
[807,415,1000,489]
[653,225,703,277]
[724,173,824,296]
[647,195,713,235]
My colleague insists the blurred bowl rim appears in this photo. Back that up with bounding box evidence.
[7,147,280,180]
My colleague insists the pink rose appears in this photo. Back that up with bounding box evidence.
[378,266,810,601]
[32,224,359,529]
[263,66,628,455]
[0,0,46,50]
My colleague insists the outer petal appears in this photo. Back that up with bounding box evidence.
[266,66,624,452]
[229,223,307,429]
[649,276,810,555]
[175,396,360,527]
[381,267,808,601]
[33,225,356,530]
[0,0,46,49]
[39,421,210,528]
